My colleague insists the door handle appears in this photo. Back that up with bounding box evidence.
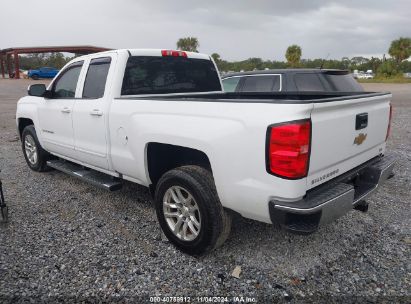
[90,109,103,116]
[61,107,71,114]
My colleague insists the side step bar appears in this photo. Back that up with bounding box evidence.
[47,159,123,191]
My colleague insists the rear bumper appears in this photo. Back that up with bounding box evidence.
[269,153,396,234]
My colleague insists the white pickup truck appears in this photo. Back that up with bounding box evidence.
[16,49,395,255]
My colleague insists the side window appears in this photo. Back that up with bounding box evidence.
[222,77,241,92]
[52,61,83,98]
[82,57,112,98]
[240,75,281,92]
[294,73,325,91]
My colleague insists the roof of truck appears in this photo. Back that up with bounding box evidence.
[70,49,212,61]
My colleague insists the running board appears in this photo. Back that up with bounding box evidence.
[47,159,123,191]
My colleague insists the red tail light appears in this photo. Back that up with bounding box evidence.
[161,50,187,57]
[385,103,392,141]
[266,119,311,179]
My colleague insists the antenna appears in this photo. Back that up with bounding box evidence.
[320,53,330,69]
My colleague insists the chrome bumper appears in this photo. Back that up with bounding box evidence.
[269,154,396,234]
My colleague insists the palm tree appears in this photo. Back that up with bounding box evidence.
[388,37,411,65]
[176,37,200,52]
[285,45,302,67]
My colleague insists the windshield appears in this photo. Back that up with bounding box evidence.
[121,56,222,95]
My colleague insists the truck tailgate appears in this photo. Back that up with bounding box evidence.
[307,93,391,189]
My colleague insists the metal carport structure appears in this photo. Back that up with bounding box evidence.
[0,46,111,79]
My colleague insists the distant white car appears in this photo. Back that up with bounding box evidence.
[357,73,374,79]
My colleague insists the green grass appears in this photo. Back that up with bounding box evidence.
[357,77,411,83]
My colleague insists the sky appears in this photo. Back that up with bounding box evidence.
[1,0,410,61]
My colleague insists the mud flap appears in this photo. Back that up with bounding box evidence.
[0,179,8,223]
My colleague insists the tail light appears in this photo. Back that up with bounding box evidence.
[385,103,392,141]
[161,50,187,57]
[266,119,311,179]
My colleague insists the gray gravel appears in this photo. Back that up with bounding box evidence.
[0,80,410,303]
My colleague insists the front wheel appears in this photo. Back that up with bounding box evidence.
[154,165,231,256]
[21,125,51,172]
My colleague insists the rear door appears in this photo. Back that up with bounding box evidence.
[72,55,114,170]
[307,94,391,189]
[37,61,84,159]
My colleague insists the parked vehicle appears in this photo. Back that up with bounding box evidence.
[357,73,374,80]
[222,69,364,93]
[28,67,59,80]
[16,49,395,255]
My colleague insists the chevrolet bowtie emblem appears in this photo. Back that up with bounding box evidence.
[354,133,367,145]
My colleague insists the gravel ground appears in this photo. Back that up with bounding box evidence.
[0,80,410,303]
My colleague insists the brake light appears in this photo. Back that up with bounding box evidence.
[386,103,392,141]
[161,50,187,57]
[267,119,311,179]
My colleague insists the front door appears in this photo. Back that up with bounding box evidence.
[37,61,84,159]
[72,56,113,170]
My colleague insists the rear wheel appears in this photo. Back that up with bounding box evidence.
[22,125,51,172]
[31,74,39,80]
[154,165,231,255]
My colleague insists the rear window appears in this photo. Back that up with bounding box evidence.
[294,73,325,91]
[240,75,281,92]
[121,56,221,95]
[323,73,363,92]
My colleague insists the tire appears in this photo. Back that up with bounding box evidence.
[154,165,231,256]
[31,74,39,80]
[21,125,51,172]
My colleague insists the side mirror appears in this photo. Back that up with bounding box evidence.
[28,84,47,97]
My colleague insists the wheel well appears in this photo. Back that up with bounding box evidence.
[18,118,34,138]
[147,143,212,188]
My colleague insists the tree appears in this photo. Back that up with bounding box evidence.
[285,45,302,67]
[341,57,350,69]
[350,56,369,66]
[388,37,411,64]
[19,52,72,70]
[211,53,221,63]
[47,52,68,69]
[246,57,264,70]
[176,37,199,52]
[368,57,382,73]
[377,60,398,78]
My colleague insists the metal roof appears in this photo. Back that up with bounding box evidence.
[0,45,111,55]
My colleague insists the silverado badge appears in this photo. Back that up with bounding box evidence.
[354,133,367,145]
